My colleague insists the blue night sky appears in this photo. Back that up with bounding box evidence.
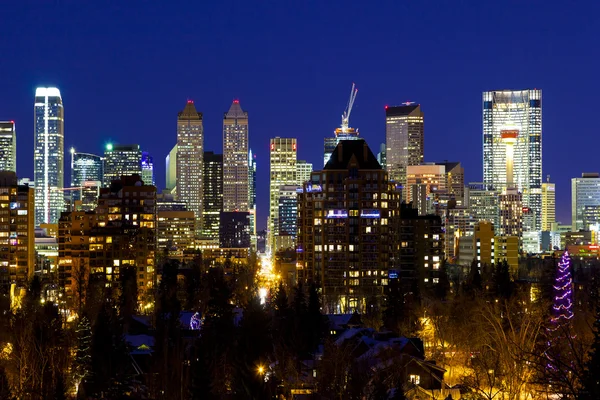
[1,1,598,229]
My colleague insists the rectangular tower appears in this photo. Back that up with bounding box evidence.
[223,100,249,212]
[34,87,64,225]
[165,144,177,192]
[296,160,313,186]
[482,89,542,230]
[103,144,142,187]
[385,103,424,193]
[541,181,556,231]
[202,151,223,240]
[177,100,204,234]
[0,121,16,173]
[141,151,155,186]
[571,173,600,231]
[269,137,297,252]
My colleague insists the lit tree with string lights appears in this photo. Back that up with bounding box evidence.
[550,250,574,330]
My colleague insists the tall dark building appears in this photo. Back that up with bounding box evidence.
[219,211,250,248]
[203,151,223,239]
[296,140,401,314]
[103,144,142,187]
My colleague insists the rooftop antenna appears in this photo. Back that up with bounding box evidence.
[341,83,358,133]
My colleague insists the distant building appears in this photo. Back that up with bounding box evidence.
[541,181,556,231]
[203,151,223,239]
[296,160,313,186]
[248,150,257,248]
[177,100,204,234]
[223,100,249,213]
[141,151,154,186]
[0,172,35,291]
[70,150,103,187]
[467,183,500,228]
[297,139,401,313]
[103,144,142,187]
[385,103,424,194]
[376,142,386,170]
[572,173,600,231]
[158,208,196,257]
[269,137,297,252]
[219,212,251,249]
[275,185,299,251]
[0,121,16,173]
[498,188,523,238]
[406,164,445,213]
[165,144,177,192]
[34,87,64,225]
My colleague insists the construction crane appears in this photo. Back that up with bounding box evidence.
[340,83,358,133]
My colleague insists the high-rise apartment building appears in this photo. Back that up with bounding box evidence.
[541,180,556,231]
[0,172,35,290]
[269,138,297,252]
[223,100,249,213]
[482,89,542,230]
[34,87,64,225]
[165,144,177,192]
[297,140,401,313]
[177,100,204,234]
[296,160,313,186]
[70,149,103,187]
[103,144,142,187]
[202,151,223,239]
[572,173,600,231]
[141,151,154,186]
[385,103,424,192]
[0,121,16,173]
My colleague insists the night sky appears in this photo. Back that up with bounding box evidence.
[1,1,598,229]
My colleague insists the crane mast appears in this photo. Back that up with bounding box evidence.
[341,83,358,133]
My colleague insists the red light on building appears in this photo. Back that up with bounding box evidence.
[500,130,519,140]
[293,143,296,151]
[270,144,275,151]
[9,120,14,123]
[234,99,239,104]
[385,105,388,110]
[589,245,599,250]
[187,99,194,104]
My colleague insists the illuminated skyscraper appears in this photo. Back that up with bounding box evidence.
[177,100,204,233]
[248,149,257,247]
[141,151,155,186]
[269,137,297,252]
[296,160,313,186]
[541,179,556,231]
[223,100,249,212]
[202,151,223,239]
[0,121,16,173]
[483,89,542,230]
[165,144,177,192]
[34,87,64,225]
[385,103,424,192]
[571,173,600,231]
[103,144,142,186]
[70,149,103,187]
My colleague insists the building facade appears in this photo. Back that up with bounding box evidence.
[0,121,16,173]
[541,181,556,231]
[269,137,297,251]
[202,151,223,239]
[275,185,299,251]
[165,144,177,192]
[177,100,204,233]
[498,188,523,238]
[71,150,103,187]
[223,100,249,213]
[572,173,600,231]
[34,87,64,225]
[482,89,542,230]
[103,144,142,187]
[385,103,424,192]
[141,151,154,186]
[467,183,500,229]
[219,212,251,249]
[297,140,401,313]
[296,160,313,186]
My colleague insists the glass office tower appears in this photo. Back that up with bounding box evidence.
[0,121,16,173]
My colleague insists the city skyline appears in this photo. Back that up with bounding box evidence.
[1,2,597,228]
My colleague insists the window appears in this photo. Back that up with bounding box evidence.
[409,375,420,385]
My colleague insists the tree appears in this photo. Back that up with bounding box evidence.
[549,250,574,331]
[73,258,88,315]
[492,260,513,299]
[119,265,138,333]
[434,259,451,301]
[73,315,92,392]
[383,277,405,334]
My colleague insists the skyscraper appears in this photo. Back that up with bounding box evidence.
[571,173,600,231]
[103,144,142,187]
[141,151,155,186]
[482,89,542,230]
[0,121,16,173]
[248,149,257,247]
[202,151,223,239]
[296,160,313,186]
[165,144,177,192]
[177,100,204,233]
[223,100,249,212]
[269,137,297,252]
[323,84,360,166]
[70,149,103,187]
[385,103,424,192]
[34,87,64,225]
[541,180,556,231]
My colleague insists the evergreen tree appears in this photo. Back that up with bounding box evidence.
[434,259,451,300]
[73,315,92,390]
[306,283,324,352]
[466,258,482,293]
[493,260,513,299]
[185,254,203,310]
[383,277,404,334]
[549,251,574,330]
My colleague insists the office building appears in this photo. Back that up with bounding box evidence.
[177,100,204,233]
[275,185,299,251]
[76,182,101,212]
[220,212,251,248]
[34,87,64,225]
[269,137,297,251]
[103,144,142,187]
[296,139,401,313]
[572,173,600,231]
[202,151,223,239]
[467,183,500,229]
[385,103,424,192]
[323,84,360,166]
[482,89,542,230]
[141,151,154,186]
[376,142,386,170]
[0,121,16,173]
[436,161,465,202]
[498,188,523,238]
[248,149,257,247]
[0,172,35,291]
[296,160,313,186]
[70,149,103,187]
[223,100,249,213]
[406,164,446,207]
[157,208,196,257]
[165,144,177,192]
[444,206,475,259]
[541,180,556,231]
